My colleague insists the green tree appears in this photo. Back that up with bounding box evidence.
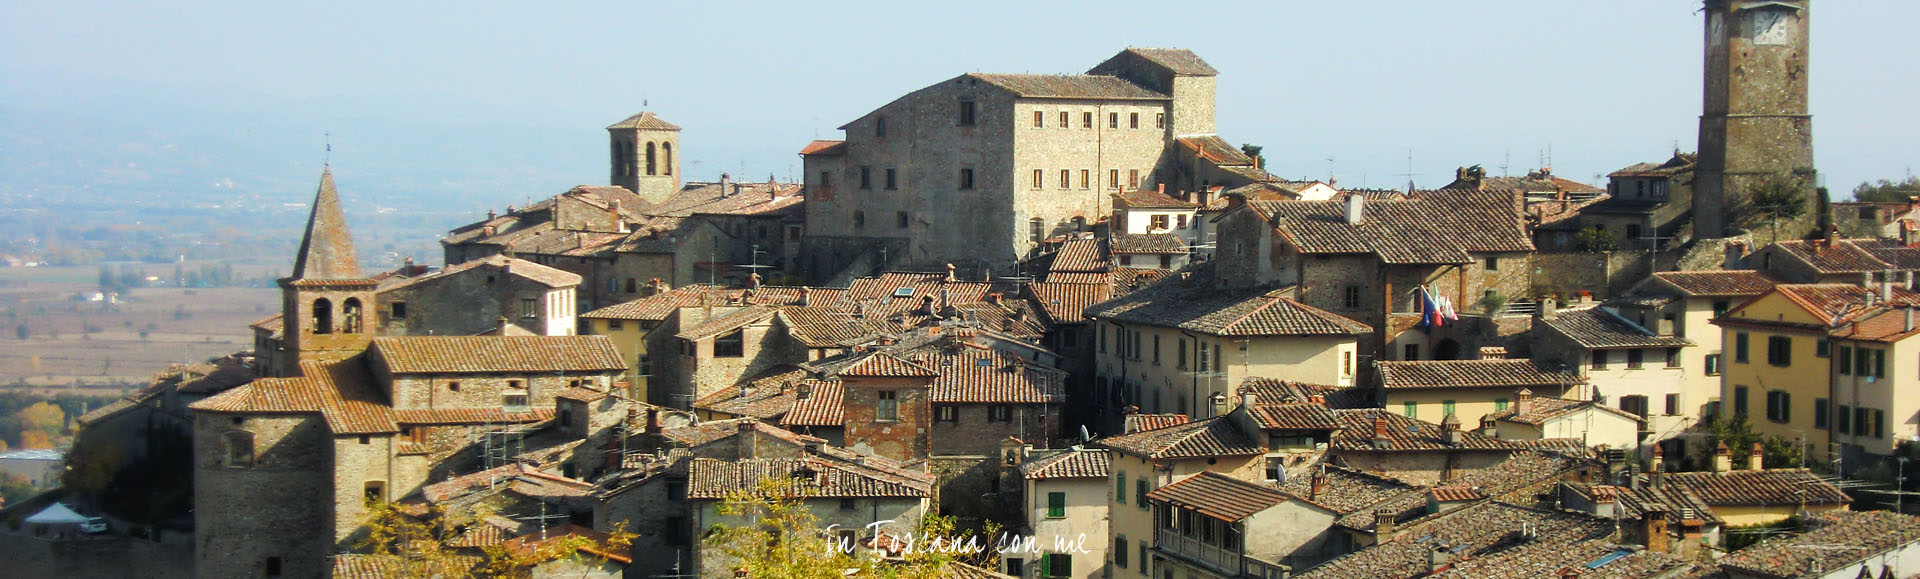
[1852,176,1920,203]
[1748,173,1808,223]
[1574,228,1618,253]
[1698,415,1804,470]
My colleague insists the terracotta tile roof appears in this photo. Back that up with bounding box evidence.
[916,347,1064,404]
[1309,501,1662,579]
[500,523,633,565]
[691,366,810,420]
[1770,239,1901,274]
[1146,471,1295,522]
[1376,359,1584,390]
[291,171,366,281]
[1276,465,1416,515]
[1046,238,1109,273]
[1246,188,1533,264]
[1736,284,1920,326]
[1718,510,1920,578]
[1024,282,1110,325]
[250,313,284,339]
[674,305,779,341]
[685,457,932,499]
[392,407,554,425]
[1608,152,1696,178]
[1110,233,1188,255]
[1086,274,1371,337]
[1095,415,1263,459]
[554,386,608,403]
[1115,188,1200,209]
[1652,270,1778,297]
[1042,271,1107,285]
[1665,468,1850,507]
[1216,182,1302,205]
[779,306,887,347]
[938,562,1016,579]
[1541,307,1695,349]
[1828,305,1920,342]
[1106,47,1218,76]
[420,462,592,504]
[606,111,680,131]
[661,417,824,450]
[382,255,579,294]
[798,139,846,156]
[644,180,805,219]
[1430,485,1485,502]
[1175,136,1254,166]
[1240,377,1343,405]
[1561,481,1723,526]
[1329,409,1514,453]
[967,73,1168,100]
[779,380,845,427]
[332,555,481,579]
[1485,396,1641,426]
[446,523,510,548]
[190,360,398,434]
[1849,237,1920,270]
[1251,403,1341,430]
[580,284,726,321]
[370,336,624,374]
[834,351,939,378]
[1020,448,1112,480]
[1122,413,1190,433]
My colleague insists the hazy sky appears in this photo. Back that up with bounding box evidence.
[4,0,1917,207]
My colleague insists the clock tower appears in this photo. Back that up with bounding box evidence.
[1693,0,1816,242]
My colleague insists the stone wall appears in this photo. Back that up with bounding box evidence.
[931,403,1058,456]
[842,377,933,463]
[193,413,334,579]
[928,455,1023,529]
[376,263,571,337]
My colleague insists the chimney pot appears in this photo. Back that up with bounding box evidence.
[1713,442,1732,473]
[1239,386,1257,410]
[1515,388,1534,415]
[1748,441,1764,470]
[1345,193,1365,224]
[1373,507,1398,536]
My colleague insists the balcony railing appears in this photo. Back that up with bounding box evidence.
[1156,528,1239,576]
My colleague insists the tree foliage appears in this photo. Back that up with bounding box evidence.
[705,477,1000,578]
[1697,415,1804,471]
[354,500,634,578]
[1748,174,1808,222]
[1574,228,1618,253]
[1852,176,1920,203]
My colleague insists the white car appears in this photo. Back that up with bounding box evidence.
[79,517,107,534]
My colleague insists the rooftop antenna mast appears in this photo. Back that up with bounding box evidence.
[1501,150,1510,177]
[1325,157,1336,184]
[1394,149,1420,193]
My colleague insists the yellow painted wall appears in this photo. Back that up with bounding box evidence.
[1105,452,1259,578]
[588,318,650,402]
[1719,292,1830,451]
[1099,322,1357,420]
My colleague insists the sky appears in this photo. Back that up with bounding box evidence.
[3,0,1917,212]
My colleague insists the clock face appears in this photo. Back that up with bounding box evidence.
[1749,9,1793,45]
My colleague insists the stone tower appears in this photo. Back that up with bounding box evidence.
[607,111,682,204]
[1693,0,1816,241]
[276,170,377,376]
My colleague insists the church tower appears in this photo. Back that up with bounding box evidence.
[1693,0,1816,241]
[276,170,377,376]
[607,111,683,204]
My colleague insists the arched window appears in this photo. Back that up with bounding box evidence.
[225,431,254,467]
[853,211,866,228]
[645,142,657,176]
[341,298,364,334]
[662,143,673,176]
[312,298,333,334]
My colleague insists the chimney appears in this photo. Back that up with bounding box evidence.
[1371,416,1392,449]
[497,316,512,335]
[487,209,497,220]
[720,173,731,195]
[1310,469,1329,501]
[1882,269,1895,300]
[1713,442,1732,473]
[1479,416,1498,436]
[739,418,758,458]
[648,278,668,296]
[987,292,1003,306]
[943,263,957,283]
[1239,386,1258,410]
[1724,240,1748,269]
[740,381,757,399]
[1538,298,1559,321]
[919,295,936,315]
[608,200,624,232]
[1907,307,1914,333]
[798,287,812,307]
[1642,505,1670,553]
[747,272,762,290]
[1827,223,1840,247]
[1591,485,1617,518]
[1156,183,1166,195]
[1441,413,1463,446]
[1373,507,1397,536]
[796,382,813,400]
[1902,220,1919,247]
[1344,193,1365,224]
[1650,445,1665,490]
[1427,543,1452,574]
[482,225,497,237]
[645,408,663,434]
[1515,388,1534,415]
[1747,442,1764,471]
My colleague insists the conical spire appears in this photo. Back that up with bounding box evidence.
[289,170,362,280]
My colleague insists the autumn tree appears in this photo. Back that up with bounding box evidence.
[356,499,635,578]
[1852,176,1920,203]
[705,477,1000,578]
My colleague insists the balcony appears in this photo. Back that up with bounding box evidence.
[1156,528,1240,576]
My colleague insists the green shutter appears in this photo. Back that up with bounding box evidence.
[1047,492,1066,518]
[1039,552,1050,577]
[1115,537,1128,568]
[1115,473,1125,505]
[1136,479,1148,510]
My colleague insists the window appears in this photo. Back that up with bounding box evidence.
[1870,348,1886,378]
[1443,400,1457,417]
[958,100,975,126]
[1159,255,1172,268]
[1005,559,1023,577]
[1626,224,1642,241]
[391,301,408,320]
[1041,553,1072,578]
[625,278,637,294]
[1839,345,1856,375]
[1766,336,1792,367]
[1403,401,1418,418]
[1033,110,1044,128]
[1871,409,1886,438]
[364,480,385,502]
[1592,350,1610,370]
[1079,169,1090,189]
[1484,256,1499,271]
[1109,169,1120,189]
[936,405,958,422]
[1177,338,1188,369]
[860,166,872,189]
[1129,112,1139,129]
[1176,214,1188,229]
[1265,457,1286,482]
[1705,353,1722,375]
[1621,395,1649,419]
[521,298,537,318]
[715,329,745,357]
[876,391,899,421]
[1344,285,1361,309]
[897,211,910,229]
[1814,398,1829,429]
[989,405,1012,422]
[885,168,897,190]
[1405,343,1419,361]
[1154,112,1164,129]
[1665,393,1680,415]
[1058,169,1070,189]
[1030,219,1045,243]
[853,210,866,228]
[1151,335,1161,365]
[1149,214,1169,230]
[1115,536,1128,568]
[225,431,254,467]
[1666,348,1682,368]
[265,557,283,577]
[1046,492,1066,518]
[1495,398,1510,411]
[1135,479,1148,510]
[1856,407,1874,438]
[1129,170,1140,189]
[1713,300,1731,318]
[959,168,974,190]
[1816,339,1830,358]
[1115,473,1126,504]
[1734,332,1749,363]
[645,142,657,175]
[1733,385,1749,416]
[1626,349,1645,369]
[1108,112,1118,129]
[312,298,333,334]
[1058,111,1069,128]
[1837,404,1852,434]
[1032,169,1044,190]
[818,170,831,190]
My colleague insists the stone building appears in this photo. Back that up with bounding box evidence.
[1532,305,1696,444]
[1693,0,1818,244]
[374,254,582,337]
[800,48,1274,277]
[606,111,682,203]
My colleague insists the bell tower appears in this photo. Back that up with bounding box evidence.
[607,111,683,204]
[276,170,377,376]
[1693,0,1816,241]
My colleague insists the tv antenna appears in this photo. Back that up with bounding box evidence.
[1394,149,1421,193]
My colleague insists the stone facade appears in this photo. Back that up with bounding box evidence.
[192,413,335,578]
[841,375,933,462]
[376,256,580,337]
[1694,0,1817,243]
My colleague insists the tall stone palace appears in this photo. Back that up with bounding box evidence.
[1692,0,1817,243]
